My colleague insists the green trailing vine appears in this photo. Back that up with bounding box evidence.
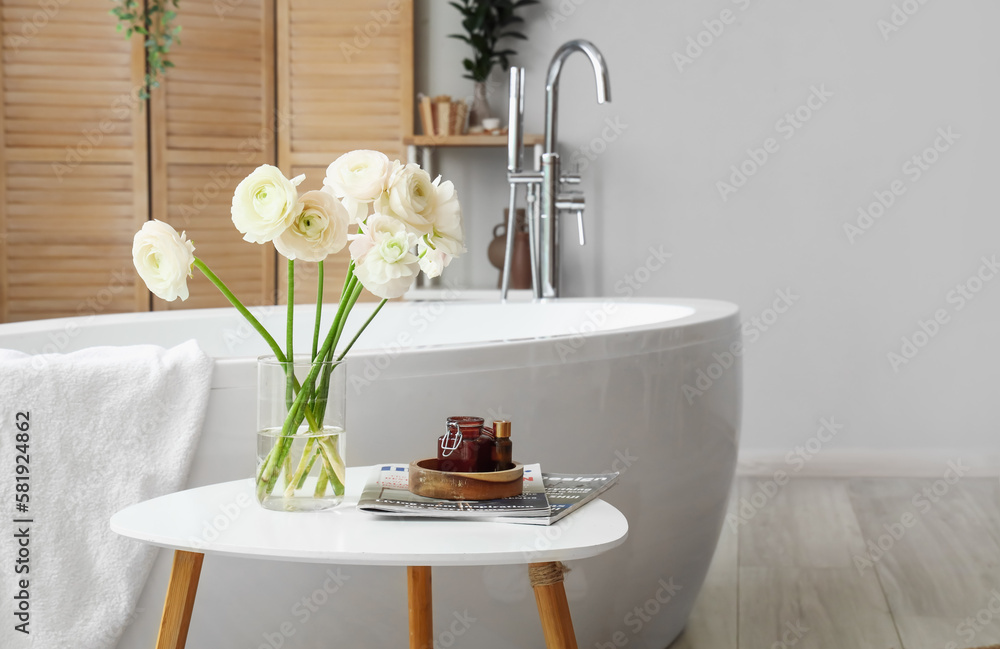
[111,0,181,100]
[449,0,537,83]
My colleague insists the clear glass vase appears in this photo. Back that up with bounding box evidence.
[255,355,346,512]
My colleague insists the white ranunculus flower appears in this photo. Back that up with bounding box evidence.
[132,220,196,302]
[350,214,420,299]
[273,191,350,262]
[418,248,448,278]
[324,150,391,203]
[231,165,304,244]
[342,195,370,225]
[373,161,437,235]
[416,179,465,278]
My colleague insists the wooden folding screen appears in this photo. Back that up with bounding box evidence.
[0,0,149,321]
[151,0,277,311]
[276,0,413,305]
[0,0,413,321]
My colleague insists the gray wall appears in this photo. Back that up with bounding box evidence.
[416,0,1000,462]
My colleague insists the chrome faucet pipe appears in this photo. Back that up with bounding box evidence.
[544,39,611,155]
[506,66,524,174]
[504,42,610,300]
[500,183,519,302]
[539,152,560,297]
[536,39,610,298]
[502,67,524,302]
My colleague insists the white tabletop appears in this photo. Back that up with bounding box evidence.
[110,466,629,567]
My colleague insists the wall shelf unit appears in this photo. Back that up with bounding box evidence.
[403,134,543,148]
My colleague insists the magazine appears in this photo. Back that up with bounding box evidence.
[357,464,619,526]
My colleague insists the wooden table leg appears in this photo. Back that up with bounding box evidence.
[407,566,433,649]
[155,550,204,649]
[530,562,578,649]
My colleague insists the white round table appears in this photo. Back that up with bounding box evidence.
[111,466,628,649]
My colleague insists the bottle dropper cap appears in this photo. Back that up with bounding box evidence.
[493,420,511,438]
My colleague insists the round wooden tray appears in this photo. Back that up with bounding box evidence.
[408,458,523,501]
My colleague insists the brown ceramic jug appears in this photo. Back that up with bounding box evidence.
[487,209,532,289]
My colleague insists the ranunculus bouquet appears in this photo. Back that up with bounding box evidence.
[132,150,464,507]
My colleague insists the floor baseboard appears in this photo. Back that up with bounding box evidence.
[737,449,1000,478]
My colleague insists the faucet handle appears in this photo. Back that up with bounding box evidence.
[555,193,586,246]
[561,174,582,185]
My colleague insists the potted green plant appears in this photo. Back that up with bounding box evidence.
[449,0,537,130]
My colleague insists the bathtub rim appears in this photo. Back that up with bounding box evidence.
[0,297,741,384]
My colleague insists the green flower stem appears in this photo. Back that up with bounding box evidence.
[284,436,316,497]
[314,466,329,497]
[336,298,387,362]
[313,261,324,362]
[282,453,293,489]
[259,383,310,486]
[315,278,362,429]
[332,281,362,353]
[261,381,312,484]
[286,259,295,409]
[257,281,357,499]
[340,260,355,299]
[295,444,320,490]
[193,258,286,363]
[316,437,346,495]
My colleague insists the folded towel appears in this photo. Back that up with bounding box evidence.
[0,340,213,649]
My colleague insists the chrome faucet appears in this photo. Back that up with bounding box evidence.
[502,40,611,300]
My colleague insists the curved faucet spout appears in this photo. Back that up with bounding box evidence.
[544,39,611,154]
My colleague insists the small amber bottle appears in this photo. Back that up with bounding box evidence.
[492,420,513,471]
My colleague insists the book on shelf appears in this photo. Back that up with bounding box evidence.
[357,463,619,526]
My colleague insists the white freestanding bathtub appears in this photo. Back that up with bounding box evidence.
[0,298,740,649]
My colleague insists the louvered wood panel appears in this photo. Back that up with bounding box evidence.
[0,0,148,322]
[151,0,276,311]
[276,0,412,305]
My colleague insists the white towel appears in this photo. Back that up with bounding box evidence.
[0,340,213,649]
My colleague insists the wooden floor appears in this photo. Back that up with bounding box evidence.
[669,477,1000,649]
